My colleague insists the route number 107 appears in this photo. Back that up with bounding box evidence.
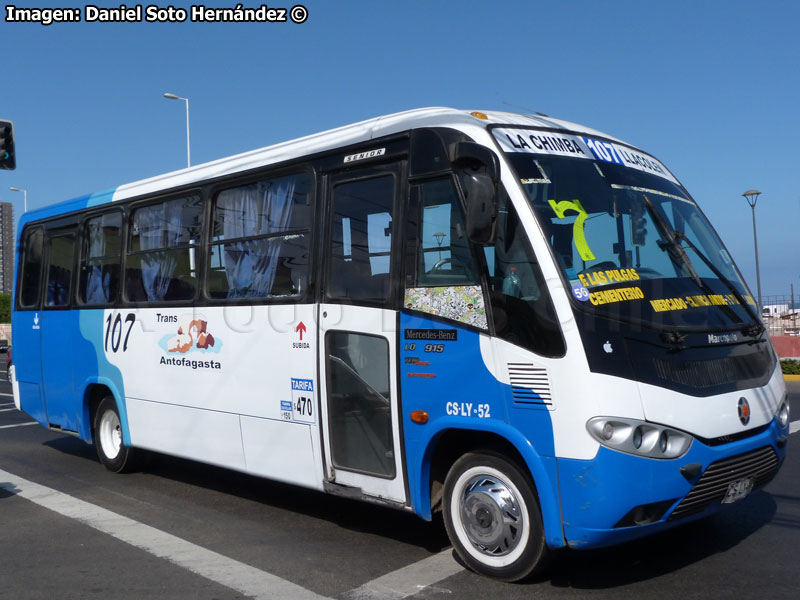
[105,312,136,353]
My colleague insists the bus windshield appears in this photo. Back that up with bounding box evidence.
[498,131,757,331]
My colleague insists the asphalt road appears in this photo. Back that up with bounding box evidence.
[1,367,798,600]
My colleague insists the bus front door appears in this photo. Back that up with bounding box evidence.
[318,165,407,504]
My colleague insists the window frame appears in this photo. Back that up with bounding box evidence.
[76,208,125,308]
[322,165,405,309]
[411,174,483,289]
[123,189,205,306]
[16,225,46,311]
[42,230,78,310]
[204,169,315,304]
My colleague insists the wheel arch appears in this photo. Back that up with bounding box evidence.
[414,422,565,549]
[78,377,130,445]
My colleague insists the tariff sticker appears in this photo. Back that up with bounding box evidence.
[280,400,293,421]
[572,284,590,302]
[290,378,315,424]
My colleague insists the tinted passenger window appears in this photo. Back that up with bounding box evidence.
[416,178,478,287]
[79,212,122,305]
[19,228,44,308]
[483,201,565,357]
[45,234,76,307]
[327,176,395,303]
[326,331,395,478]
[126,195,203,302]
[207,173,312,299]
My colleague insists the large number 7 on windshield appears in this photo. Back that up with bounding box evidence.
[548,198,596,261]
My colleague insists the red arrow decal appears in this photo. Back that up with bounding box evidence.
[295,321,307,341]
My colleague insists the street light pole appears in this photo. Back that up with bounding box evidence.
[9,186,26,212]
[163,93,191,168]
[743,189,762,315]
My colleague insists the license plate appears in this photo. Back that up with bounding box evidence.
[722,477,754,504]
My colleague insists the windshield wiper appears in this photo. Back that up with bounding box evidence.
[641,194,703,287]
[642,195,764,338]
[670,231,764,338]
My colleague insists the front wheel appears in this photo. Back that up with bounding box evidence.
[94,396,139,473]
[443,452,547,581]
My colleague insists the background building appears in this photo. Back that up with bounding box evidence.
[0,201,14,295]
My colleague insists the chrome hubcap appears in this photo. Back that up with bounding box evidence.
[460,474,523,556]
[99,410,122,459]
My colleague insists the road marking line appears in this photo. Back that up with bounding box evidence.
[0,422,37,429]
[340,549,462,600]
[0,392,14,397]
[0,402,15,407]
[0,469,328,600]
[791,420,799,435]
[0,407,20,412]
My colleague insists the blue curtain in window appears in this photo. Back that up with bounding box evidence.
[137,201,183,301]
[85,222,107,304]
[220,178,296,297]
[85,219,112,304]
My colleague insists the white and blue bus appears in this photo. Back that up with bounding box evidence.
[11,108,790,580]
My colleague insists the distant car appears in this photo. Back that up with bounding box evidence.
[0,338,7,353]
[5,347,11,381]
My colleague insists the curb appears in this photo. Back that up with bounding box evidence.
[783,374,800,382]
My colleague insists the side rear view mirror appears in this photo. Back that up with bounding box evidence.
[461,173,497,244]
[449,142,498,244]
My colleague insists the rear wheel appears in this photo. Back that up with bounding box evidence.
[94,396,139,473]
[443,452,547,582]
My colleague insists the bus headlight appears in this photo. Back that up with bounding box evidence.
[776,397,790,429]
[586,417,693,459]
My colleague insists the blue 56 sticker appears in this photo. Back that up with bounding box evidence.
[572,284,590,302]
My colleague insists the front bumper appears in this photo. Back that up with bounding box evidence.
[557,418,787,548]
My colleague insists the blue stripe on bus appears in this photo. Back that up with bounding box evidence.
[399,312,565,548]
[16,187,117,231]
[75,310,129,444]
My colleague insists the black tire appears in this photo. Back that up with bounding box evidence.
[94,396,139,473]
[443,451,547,582]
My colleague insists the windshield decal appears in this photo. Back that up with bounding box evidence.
[493,128,679,184]
[548,198,595,261]
[579,267,641,288]
[589,286,645,307]
[495,128,589,158]
[650,293,756,313]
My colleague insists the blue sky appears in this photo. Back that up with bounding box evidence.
[3,0,799,298]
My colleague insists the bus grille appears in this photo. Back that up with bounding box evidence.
[653,353,772,390]
[669,446,779,521]
[508,363,553,410]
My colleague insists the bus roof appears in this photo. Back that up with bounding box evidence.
[20,107,626,226]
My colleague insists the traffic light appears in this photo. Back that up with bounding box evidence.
[0,119,16,170]
[630,203,647,247]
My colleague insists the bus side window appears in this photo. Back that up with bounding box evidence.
[45,234,76,307]
[79,212,122,305]
[483,202,565,358]
[126,195,203,303]
[208,172,312,300]
[18,227,44,308]
[327,175,395,303]
[415,178,479,287]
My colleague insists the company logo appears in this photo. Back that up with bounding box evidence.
[157,314,222,370]
[737,397,751,425]
[166,318,216,353]
[603,340,613,354]
[708,332,739,344]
